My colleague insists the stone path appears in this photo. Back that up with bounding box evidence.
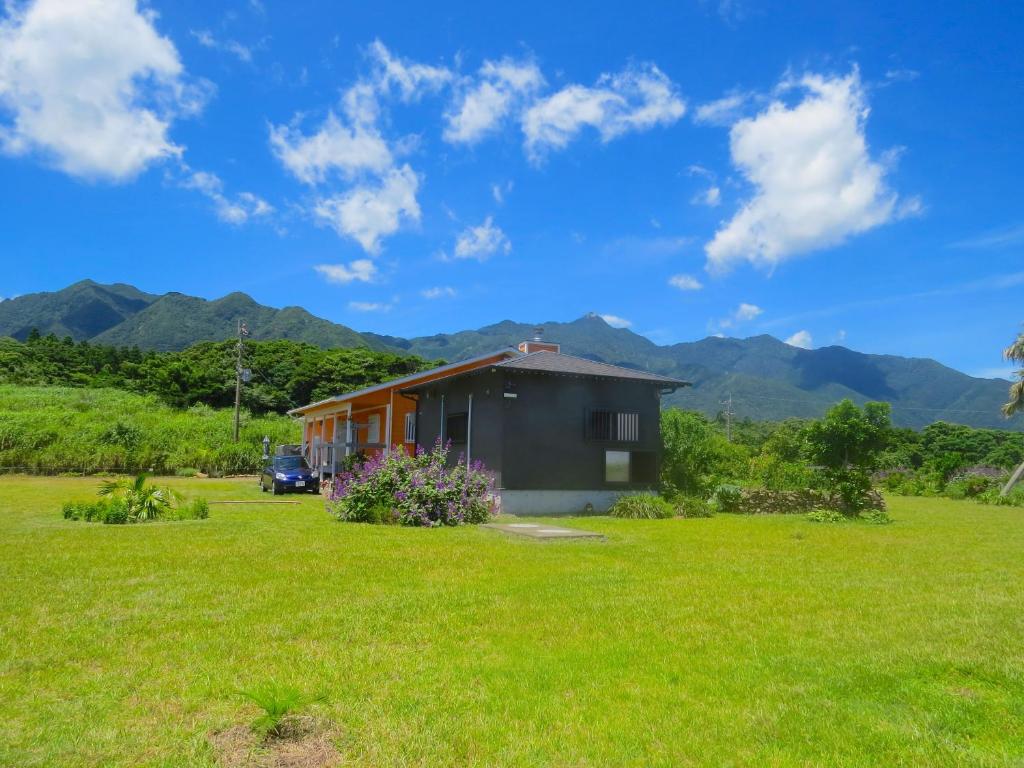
[482,522,605,540]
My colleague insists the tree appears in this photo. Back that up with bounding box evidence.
[804,400,891,514]
[1001,328,1024,496]
[660,408,748,497]
[1003,329,1024,417]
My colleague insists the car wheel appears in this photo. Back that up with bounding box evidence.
[260,478,267,493]
[273,482,283,496]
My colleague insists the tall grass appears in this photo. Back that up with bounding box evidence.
[0,385,299,475]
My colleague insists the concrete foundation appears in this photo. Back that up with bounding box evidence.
[497,489,628,516]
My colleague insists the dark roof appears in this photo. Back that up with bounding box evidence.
[401,350,688,391]
[495,351,688,385]
[287,347,519,415]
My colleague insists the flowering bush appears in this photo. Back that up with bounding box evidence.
[325,441,497,526]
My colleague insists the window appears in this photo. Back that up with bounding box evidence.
[447,412,468,443]
[404,412,416,443]
[605,450,630,483]
[605,450,657,484]
[366,413,380,445]
[587,409,640,442]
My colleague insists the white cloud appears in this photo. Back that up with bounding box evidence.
[313,164,420,253]
[0,0,208,182]
[444,57,543,144]
[522,63,685,161]
[714,302,763,331]
[268,112,393,185]
[179,168,273,224]
[884,68,919,84]
[706,69,915,273]
[949,222,1024,250]
[784,329,813,349]
[687,164,721,207]
[834,329,847,344]
[348,300,392,312]
[268,42,450,254]
[491,180,513,205]
[694,185,721,207]
[421,285,456,299]
[451,216,511,261]
[599,313,632,328]
[366,39,451,101]
[694,92,750,126]
[314,259,377,284]
[190,29,252,63]
[735,302,762,321]
[668,274,703,291]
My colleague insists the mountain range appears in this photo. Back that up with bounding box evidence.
[1,280,1017,430]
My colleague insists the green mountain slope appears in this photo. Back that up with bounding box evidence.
[0,280,157,340]
[389,316,1017,430]
[2,281,1017,429]
[0,282,367,351]
[92,292,367,351]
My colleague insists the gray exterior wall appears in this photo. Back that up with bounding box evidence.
[414,370,505,482]
[412,370,663,494]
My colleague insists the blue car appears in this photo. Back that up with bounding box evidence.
[259,455,320,495]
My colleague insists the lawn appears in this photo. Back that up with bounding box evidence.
[1,476,1023,767]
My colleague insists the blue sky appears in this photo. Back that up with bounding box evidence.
[0,0,1021,378]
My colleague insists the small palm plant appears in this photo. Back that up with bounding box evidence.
[98,473,173,522]
[237,682,327,739]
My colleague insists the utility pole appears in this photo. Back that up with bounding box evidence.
[720,392,734,442]
[233,319,248,442]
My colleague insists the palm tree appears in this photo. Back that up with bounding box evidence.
[98,473,172,521]
[1003,330,1024,417]
[1001,329,1024,496]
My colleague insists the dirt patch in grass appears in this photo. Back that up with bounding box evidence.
[209,716,341,768]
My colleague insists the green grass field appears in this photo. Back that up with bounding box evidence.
[2,476,1023,767]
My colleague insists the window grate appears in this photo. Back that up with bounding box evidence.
[586,409,639,442]
[404,412,416,443]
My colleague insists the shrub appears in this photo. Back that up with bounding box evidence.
[748,453,817,492]
[860,509,892,525]
[167,497,210,521]
[945,471,1003,499]
[806,509,844,523]
[711,483,743,513]
[325,441,496,527]
[63,477,209,524]
[62,500,91,520]
[62,498,129,523]
[674,496,714,518]
[99,474,173,521]
[237,682,326,740]
[608,493,675,519]
[174,467,200,477]
[976,487,1024,507]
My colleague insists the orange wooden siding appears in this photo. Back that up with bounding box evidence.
[296,351,511,457]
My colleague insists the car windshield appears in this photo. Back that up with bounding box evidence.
[274,456,309,471]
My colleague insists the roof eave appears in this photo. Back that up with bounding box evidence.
[287,347,520,416]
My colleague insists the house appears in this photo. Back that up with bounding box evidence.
[287,334,688,514]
